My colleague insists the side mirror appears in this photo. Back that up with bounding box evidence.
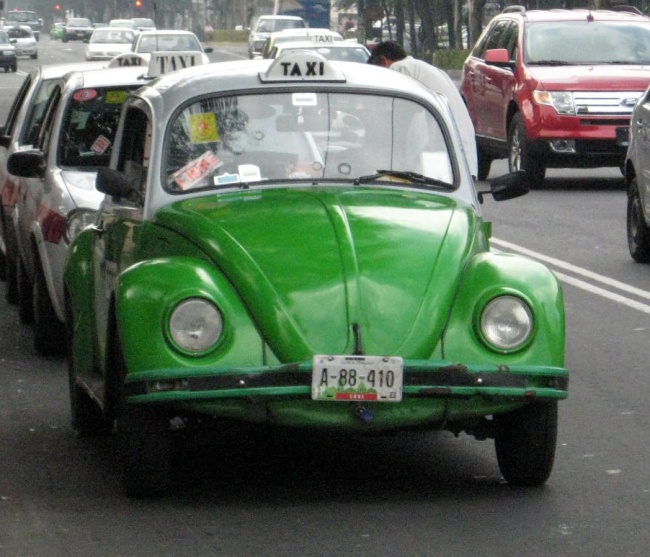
[203,46,214,53]
[96,167,139,201]
[484,48,512,68]
[478,170,530,203]
[7,150,46,178]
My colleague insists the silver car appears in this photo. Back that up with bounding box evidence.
[7,66,151,355]
[4,25,38,59]
[625,86,650,262]
[0,62,105,305]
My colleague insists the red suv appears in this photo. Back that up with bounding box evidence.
[461,6,650,184]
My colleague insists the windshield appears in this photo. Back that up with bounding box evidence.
[136,33,201,52]
[163,92,454,193]
[91,29,134,43]
[525,21,650,65]
[58,87,134,168]
[68,18,92,27]
[257,19,306,33]
[6,12,36,22]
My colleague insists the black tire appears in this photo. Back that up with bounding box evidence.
[119,404,172,498]
[30,53,37,59]
[627,178,650,263]
[508,113,545,188]
[33,257,65,356]
[16,255,33,325]
[495,401,558,487]
[66,296,112,436]
[3,240,18,305]
[11,62,17,72]
[113,337,171,497]
[62,36,68,43]
[477,147,492,181]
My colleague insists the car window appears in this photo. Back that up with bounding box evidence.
[20,78,61,147]
[163,92,454,193]
[2,73,32,138]
[0,30,9,43]
[483,19,510,52]
[115,106,151,203]
[525,21,650,64]
[57,86,133,168]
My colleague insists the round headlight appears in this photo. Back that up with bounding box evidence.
[65,208,97,243]
[169,298,223,354]
[480,295,533,351]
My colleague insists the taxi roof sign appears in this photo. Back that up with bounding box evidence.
[260,52,345,83]
[147,51,206,77]
[108,52,148,68]
[107,51,206,78]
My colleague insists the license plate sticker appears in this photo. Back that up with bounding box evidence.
[312,355,403,402]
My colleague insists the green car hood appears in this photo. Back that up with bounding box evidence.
[154,187,482,361]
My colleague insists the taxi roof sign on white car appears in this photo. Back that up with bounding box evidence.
[260,52,345,83]
[108,51,206,77]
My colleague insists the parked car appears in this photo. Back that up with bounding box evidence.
[63,52,568,497]
[270,40,370,62]
[624,86,650,262]
[6,65,155,356]
[248,15,307,58]
[4,10,41,41]
[4,25,37,59]
[461,6,650,184]
[0,61,106,299]
[0,28,17,72]
[86,27,135,61]
[130,29,213,63]
[259,28,343,59]
[62,17,94,43]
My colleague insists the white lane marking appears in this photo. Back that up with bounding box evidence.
[491,237,650,300]
[553,271,650,314]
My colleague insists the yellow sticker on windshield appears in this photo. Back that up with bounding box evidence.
[106,90,129,104]
[189,113,219,144]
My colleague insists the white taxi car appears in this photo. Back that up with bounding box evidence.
[7,53,204,356]
[60,53,571,498]
[4,25,37,59]
[259,28,344,59]
[625,88,650,262]
[270,40,370,62]
[130,30,213,64]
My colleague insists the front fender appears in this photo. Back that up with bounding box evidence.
[115,257,265,376]
[443,251,565,366]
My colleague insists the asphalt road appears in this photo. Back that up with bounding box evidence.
[1,37,649,557]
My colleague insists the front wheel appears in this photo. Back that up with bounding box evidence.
[508,113,545,188]
[113,338,171,498]
[627,177,650,263]
[477,147,493,181]
[33,257,65,355]
[494,401,558,487]
[16,255,33,324]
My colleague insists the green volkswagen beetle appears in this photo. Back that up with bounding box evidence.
[64,52,569,497]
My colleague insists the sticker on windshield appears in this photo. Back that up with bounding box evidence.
[105,90,129,104]
[91,135,111,155]
[189,113,219,144]
[172,150,223,190]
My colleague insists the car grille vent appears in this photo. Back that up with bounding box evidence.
[580,119,630,126]
[574,91,642,116]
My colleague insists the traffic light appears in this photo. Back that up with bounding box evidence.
[55,4,61,10]
[135,0,142,6]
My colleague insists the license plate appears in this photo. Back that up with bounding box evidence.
[312,355,403,402]
[616,126,630,146]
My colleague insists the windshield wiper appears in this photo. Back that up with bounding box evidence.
[354,170,455,190]
[528,60,573,66]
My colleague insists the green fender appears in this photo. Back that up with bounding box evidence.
[115,256,266,375]
[443,251,565,367]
